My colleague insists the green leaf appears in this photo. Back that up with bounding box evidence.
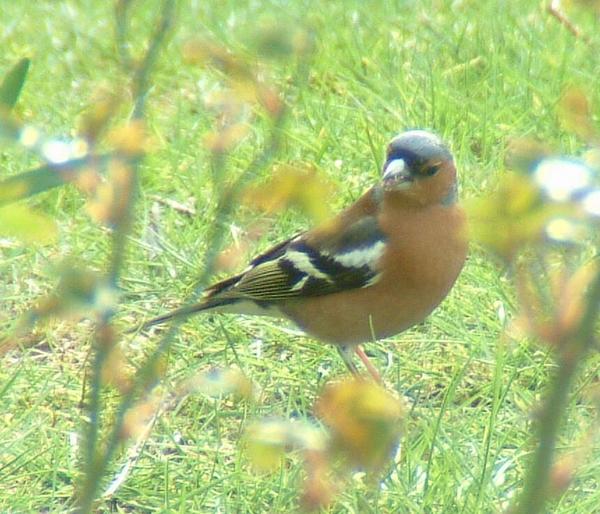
[0,162,78,206]
[0,204,57,244]
[0,154,110,206]
[0,58,30,110]
[0,111,21,141]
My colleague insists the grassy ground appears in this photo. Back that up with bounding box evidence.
[1,0,600,512]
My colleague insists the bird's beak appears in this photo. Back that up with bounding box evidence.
[383,159,412,189]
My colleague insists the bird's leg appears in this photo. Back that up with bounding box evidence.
[337,345,361,376]
[336,345,382,384]
[354,345,382,384]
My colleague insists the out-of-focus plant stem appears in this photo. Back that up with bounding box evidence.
[78,8,311,508]
[514,263,600,513]
[78,62,298,510]
[131,0,174,121]
[76,1,175,512]
[115,0,134,71]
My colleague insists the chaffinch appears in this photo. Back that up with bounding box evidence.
[138,130,467,381]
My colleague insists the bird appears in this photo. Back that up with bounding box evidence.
[136,130,467,381]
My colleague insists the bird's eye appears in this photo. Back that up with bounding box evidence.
[422,162,441,176]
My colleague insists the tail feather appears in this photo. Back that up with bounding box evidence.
[129,271,247,334]
[130,297,234,333]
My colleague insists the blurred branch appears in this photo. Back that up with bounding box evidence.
[96,98,289,488]
[513,264,600,513]
[469,151,600,512]
[131,0,175,120]
[78,23,312,513]
[547,0,591,45]
[76,2,175,512]
[114,0,134,68]
[109,0,175,281]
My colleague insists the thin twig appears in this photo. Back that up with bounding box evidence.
[114,0,134,68]
[131,0,175,120]
[150,194,197,216]
[547,0,591,45]
[102,390,171,499]
[80,20,311,511]
[513,265,600,513]
[89,76,292,512]
[76,2,175,512]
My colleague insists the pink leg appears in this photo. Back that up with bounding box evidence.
[354,345,382,384]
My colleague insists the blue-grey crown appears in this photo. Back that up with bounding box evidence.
[387,130,452,167]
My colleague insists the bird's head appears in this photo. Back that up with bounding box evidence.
[381,130,457,206]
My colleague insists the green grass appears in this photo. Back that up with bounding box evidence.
[1,0,600,512]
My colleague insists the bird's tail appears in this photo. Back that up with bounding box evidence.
[130,297,229,334]
[129,272,243,334]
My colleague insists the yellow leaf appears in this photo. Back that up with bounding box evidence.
[244,421,288,471]
[182,38,251,81]
[315,378,404,470]
[72,166,102,195]
[0,204,57,244]
[183,367,254,400]
[466,173,572,260]
[558,86,598,142]
[86,158,133,225]
[203,123,250,154]
[243,419,325,472]
[79,90,120,142]
[108,120,147,156]
[121,397,159,440]
[244,163,336,222]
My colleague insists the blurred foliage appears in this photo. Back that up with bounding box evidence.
[0,3,357,513]
[468,82,600,514]
[315,378,404,471]
[0,203,57,245]
[244,377,404,511]
[243,162,336,222]
[558,86,598,143]
[0,57,30,110]
[181,367,254,400]
[468,93,600,261]
[1,1,600,513]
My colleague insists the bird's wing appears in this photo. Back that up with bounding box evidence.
[207,216,387,302]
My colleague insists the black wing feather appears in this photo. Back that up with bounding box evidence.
[206,217,387,303]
